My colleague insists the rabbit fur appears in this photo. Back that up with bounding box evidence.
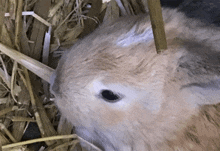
[50,8,220,151]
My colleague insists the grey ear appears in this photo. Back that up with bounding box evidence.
[181,79,220,106]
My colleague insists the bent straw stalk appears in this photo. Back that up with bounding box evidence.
[0,42,54,83]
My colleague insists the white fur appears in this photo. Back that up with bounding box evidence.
[116,25,154,47]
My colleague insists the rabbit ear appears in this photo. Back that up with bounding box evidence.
[181,79,220,107]
[0,43,55,83]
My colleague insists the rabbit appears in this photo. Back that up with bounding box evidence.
[49,8,220,151]
[0,7,220,151]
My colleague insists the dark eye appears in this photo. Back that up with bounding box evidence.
[100,90,122,103]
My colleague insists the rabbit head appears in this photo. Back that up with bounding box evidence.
[50,8,220,150]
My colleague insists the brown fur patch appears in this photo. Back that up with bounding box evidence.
[168,103,220,150]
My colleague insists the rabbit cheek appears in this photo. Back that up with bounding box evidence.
[98,102,146,128]
[98,104,127,127]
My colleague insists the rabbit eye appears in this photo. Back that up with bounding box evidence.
[100,89,122,103]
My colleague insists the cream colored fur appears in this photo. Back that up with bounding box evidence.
[51,8,220,151]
